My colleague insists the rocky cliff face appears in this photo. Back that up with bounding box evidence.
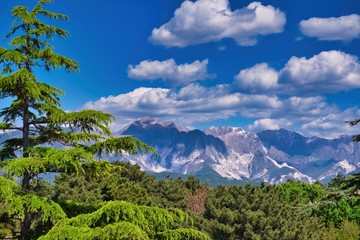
[257,129,360,182]
[117,117,360,183]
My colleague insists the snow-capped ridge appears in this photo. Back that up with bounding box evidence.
[206,126,246,137]
[117,119,360,184]
[2,117,359,185]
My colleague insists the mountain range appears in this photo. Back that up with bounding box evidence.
[1,117,359,184]
[116,117,360,184]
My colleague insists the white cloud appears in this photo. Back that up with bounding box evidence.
[248,118,292,132]
[244,97,360,138]
[300,14,360,41]
[279,50,360,93]
[300,107,360,138]
[279,96,338,123]
[246,98,358,138]
[243,96,337,124]
[83,84,283,126]
[149,0,286,47]
[234,51,360,94]
[128,59,212,86]
[83,82,348,138]
[235,63,278,92]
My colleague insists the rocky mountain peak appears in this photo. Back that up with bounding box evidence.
[119,117,188,134]
[205,126,246,137]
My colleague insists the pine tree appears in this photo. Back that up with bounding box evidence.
[0,1,155,239]
[38,201,210,240]
[347,119,360,142]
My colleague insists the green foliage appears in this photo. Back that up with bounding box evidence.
[38,222,150,240]
[190,213,233,240]
[0,148,118,179]
[281,180,325,203]
[87,136,157,158]
[19,163,360,240]
[0,123,12,130]
[201,183,330,239]
[52,162,155,217]
[334,220,360,240]
[1,1,359,239]
[0,176,66,239]
[148,177,190,209]
[313,173,360,227]
[0,0,155,181]
[328,173,360,192]
[0,176,23,215]
[155,228,210,240]
[328,174,347,188]
[347,118,360,141]
[21,194,66,224]
[39,201,204,240]
[0,1,156,239]
[53,162,197,215]
[52,168,360,240]
[315,199,352,226]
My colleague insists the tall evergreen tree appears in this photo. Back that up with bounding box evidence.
[0,1,155,239]
[347,119,360,142]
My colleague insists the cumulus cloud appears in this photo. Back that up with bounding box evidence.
[245,96,356,138]
[83,81,348,138]
[246,97,356,138]
[280,96,338,121]
[83,84,283,126]
[300,14,360,41]
[149,0,286,47]
[128,59,212,86]
[234,51,360,94]
[235,63,278,92]
[248,118,292,132]
[300,107,360,138]
[279,50,360,93]
[242,96,337,124]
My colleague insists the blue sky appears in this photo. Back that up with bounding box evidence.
[1,0,360,138]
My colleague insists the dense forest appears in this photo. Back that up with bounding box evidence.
[0,0,359,239]
[1,161,360,239]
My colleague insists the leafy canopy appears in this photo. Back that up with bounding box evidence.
[38,201,210,240]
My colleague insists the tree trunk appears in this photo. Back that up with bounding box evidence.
[21,172,31,191]
[20,212,32,240]
[21,100,31,191]
[21,101,32,240]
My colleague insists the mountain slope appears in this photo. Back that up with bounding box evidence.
[117,118,315,183]
[205,126,314,183]
[1,118,359,184]
[117,117,228,175]
[257,129,360,182]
